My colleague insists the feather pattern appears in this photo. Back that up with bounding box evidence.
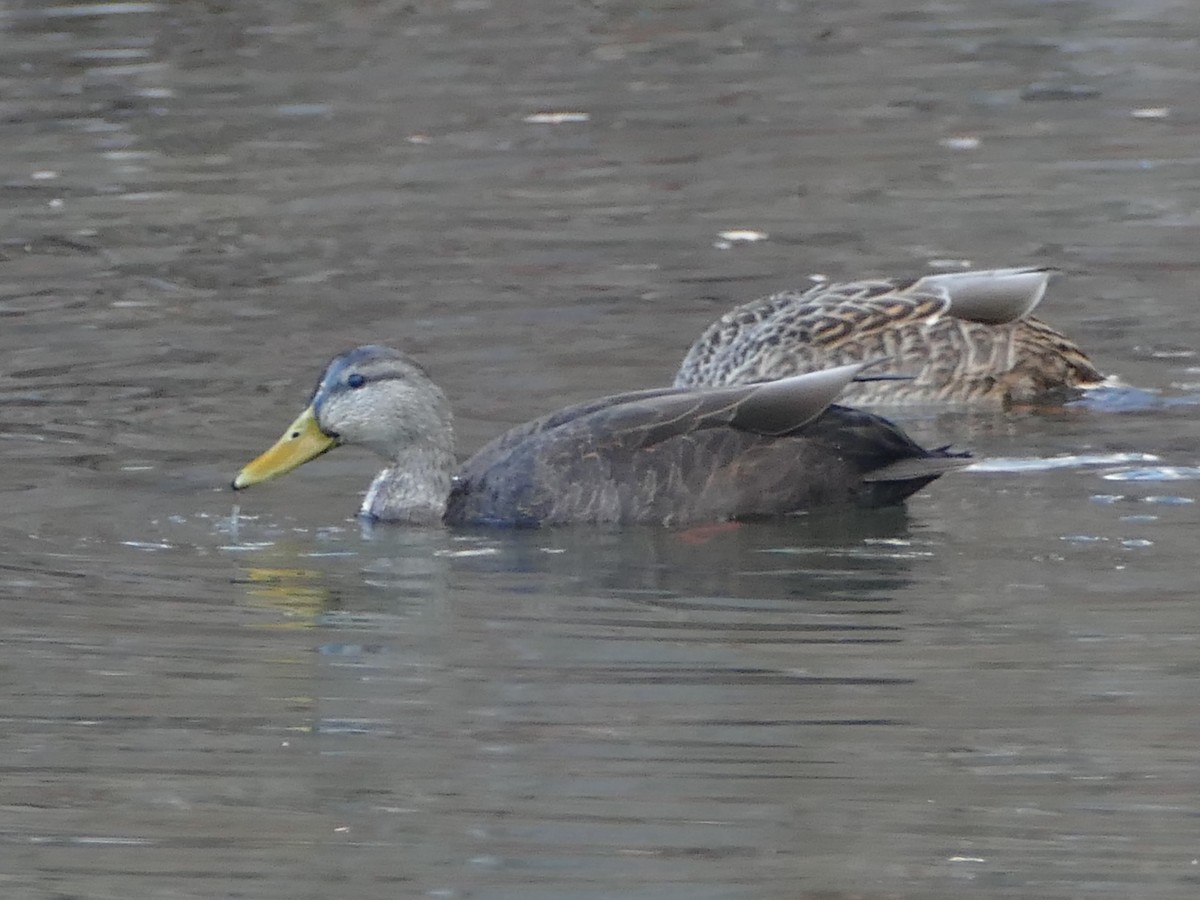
[673,267,1105,406]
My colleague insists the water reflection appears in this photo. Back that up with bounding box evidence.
[217,516,936,896]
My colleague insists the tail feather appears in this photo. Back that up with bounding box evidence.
[862,452,972,483]
[918,266,1055,325]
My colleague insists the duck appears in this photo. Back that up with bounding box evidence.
[232,345,968,526]
[673,266,1106,406]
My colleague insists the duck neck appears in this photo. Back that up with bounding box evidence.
[359,444,456,525]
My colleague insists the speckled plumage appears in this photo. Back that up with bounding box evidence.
[674,267,1105,406]
[234,346,967,527]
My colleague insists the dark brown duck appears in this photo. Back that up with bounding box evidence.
[233,345,967,526]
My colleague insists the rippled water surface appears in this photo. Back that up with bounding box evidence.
[3,1,1200,897]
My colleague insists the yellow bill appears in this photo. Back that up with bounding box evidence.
[232,405,337,490]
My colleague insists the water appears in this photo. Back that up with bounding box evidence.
[2,1,1200,897]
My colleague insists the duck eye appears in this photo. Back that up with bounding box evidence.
[346,373,366,389]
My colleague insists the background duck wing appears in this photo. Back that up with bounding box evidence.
[674,277,950,387]
[674,267,1061,388]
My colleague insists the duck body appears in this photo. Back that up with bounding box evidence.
[233,346,967,527]
[445,394,961,527]
[674,267,1106,407]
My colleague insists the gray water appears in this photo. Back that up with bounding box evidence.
[3,1,1200,897]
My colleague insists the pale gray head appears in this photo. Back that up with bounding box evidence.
[311,345,455,463]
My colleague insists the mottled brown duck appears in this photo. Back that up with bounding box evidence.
[232,345,967,526]
[674,267,1106,406]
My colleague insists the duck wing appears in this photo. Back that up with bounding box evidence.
[674,277,948,388]
[446,365,964,526]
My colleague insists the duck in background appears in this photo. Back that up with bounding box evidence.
[674,267,1107,407]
